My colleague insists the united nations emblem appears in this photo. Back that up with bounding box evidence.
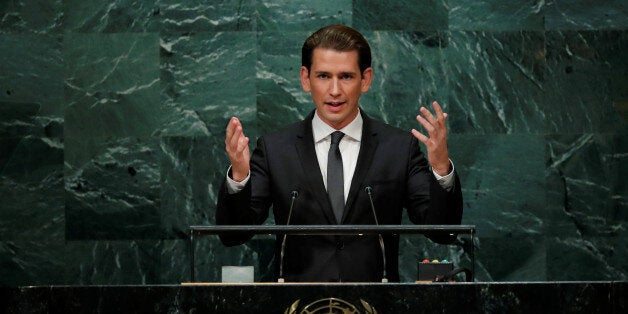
[284,297,378,314]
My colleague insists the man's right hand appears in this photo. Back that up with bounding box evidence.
[225,117,250,182]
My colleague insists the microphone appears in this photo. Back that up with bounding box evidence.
[365,186,388,283]
[278,190,299,283]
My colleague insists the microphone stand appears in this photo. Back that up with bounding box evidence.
[278,191,298,283]
[365,186,388,283]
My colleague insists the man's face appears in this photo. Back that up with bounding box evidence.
[300,48,373,130]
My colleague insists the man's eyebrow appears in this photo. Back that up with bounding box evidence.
[312,70,357,76]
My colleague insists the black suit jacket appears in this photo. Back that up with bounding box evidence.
[216,110,463,282]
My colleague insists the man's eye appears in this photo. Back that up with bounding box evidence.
[342,74,353,80]
[318,74,329,79]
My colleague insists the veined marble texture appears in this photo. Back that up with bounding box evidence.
[1,0,626,285]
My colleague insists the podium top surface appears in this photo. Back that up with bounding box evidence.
[190,225,476,235]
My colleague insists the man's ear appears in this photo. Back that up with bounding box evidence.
[300,66,311,92]
[360,67,373,93]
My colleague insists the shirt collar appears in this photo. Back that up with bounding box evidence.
[312,110,363,143]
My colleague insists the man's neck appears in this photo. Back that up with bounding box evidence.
[312,109,363,142]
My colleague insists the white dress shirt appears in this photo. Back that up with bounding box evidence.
[311,110,362,202]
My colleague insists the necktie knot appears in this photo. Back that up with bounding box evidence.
[331,131,344,145]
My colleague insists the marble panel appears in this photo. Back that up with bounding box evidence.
[545,0,628,30]
[444,31,547,134]
[64,240,173,285]
[257,31,312,135]
[159,31,257,137]
[544,30,627,133]
[449,134,547,237]
[159,136,224,238]
[449,0,545,31]
[359,31,449,132]
[353,0,448,31]
[1,283,621,313]
[545,133,627,281]
[0,241,67,286]
[154,239,191,283]
[257,0,351,31]
[64,33,168,139]
[545,133,627,237]
[157,0,257,32]
[0,0,63,33]
[547,234,628,281]
[64,137,162,240]
[0,101,63,139]
[471,282,617,313]
[474,236,547,281]
[62,0,160,33]
[0,137,64,241]
[614,281,627,312]
[1,238,200,285]
[0,34,63,138]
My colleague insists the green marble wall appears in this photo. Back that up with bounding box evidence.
[1,1,626,285]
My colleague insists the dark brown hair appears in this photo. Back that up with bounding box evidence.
[301,24,372,74]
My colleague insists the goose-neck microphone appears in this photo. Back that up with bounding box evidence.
[365,186,388,283]
[278,190,299,283]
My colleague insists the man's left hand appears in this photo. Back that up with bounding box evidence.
[411,101,452,176]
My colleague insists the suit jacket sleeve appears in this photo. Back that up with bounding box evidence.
[216,136,272,246]
[404,136,463,244]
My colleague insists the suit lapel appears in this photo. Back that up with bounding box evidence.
[295,111,338,224]
[342,112,378,223]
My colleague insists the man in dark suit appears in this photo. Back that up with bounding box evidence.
[217,24,463,282]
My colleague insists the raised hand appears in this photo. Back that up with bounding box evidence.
[225,117,250,182]
[411,101,452,176]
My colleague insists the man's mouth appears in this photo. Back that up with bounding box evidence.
[325,101,346,107]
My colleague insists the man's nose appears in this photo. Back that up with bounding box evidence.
[329,78,341,96]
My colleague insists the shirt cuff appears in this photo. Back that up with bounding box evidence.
[225,165,250,194]
[432,159,455,191]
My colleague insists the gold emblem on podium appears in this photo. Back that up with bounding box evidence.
[284,297,378,314]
